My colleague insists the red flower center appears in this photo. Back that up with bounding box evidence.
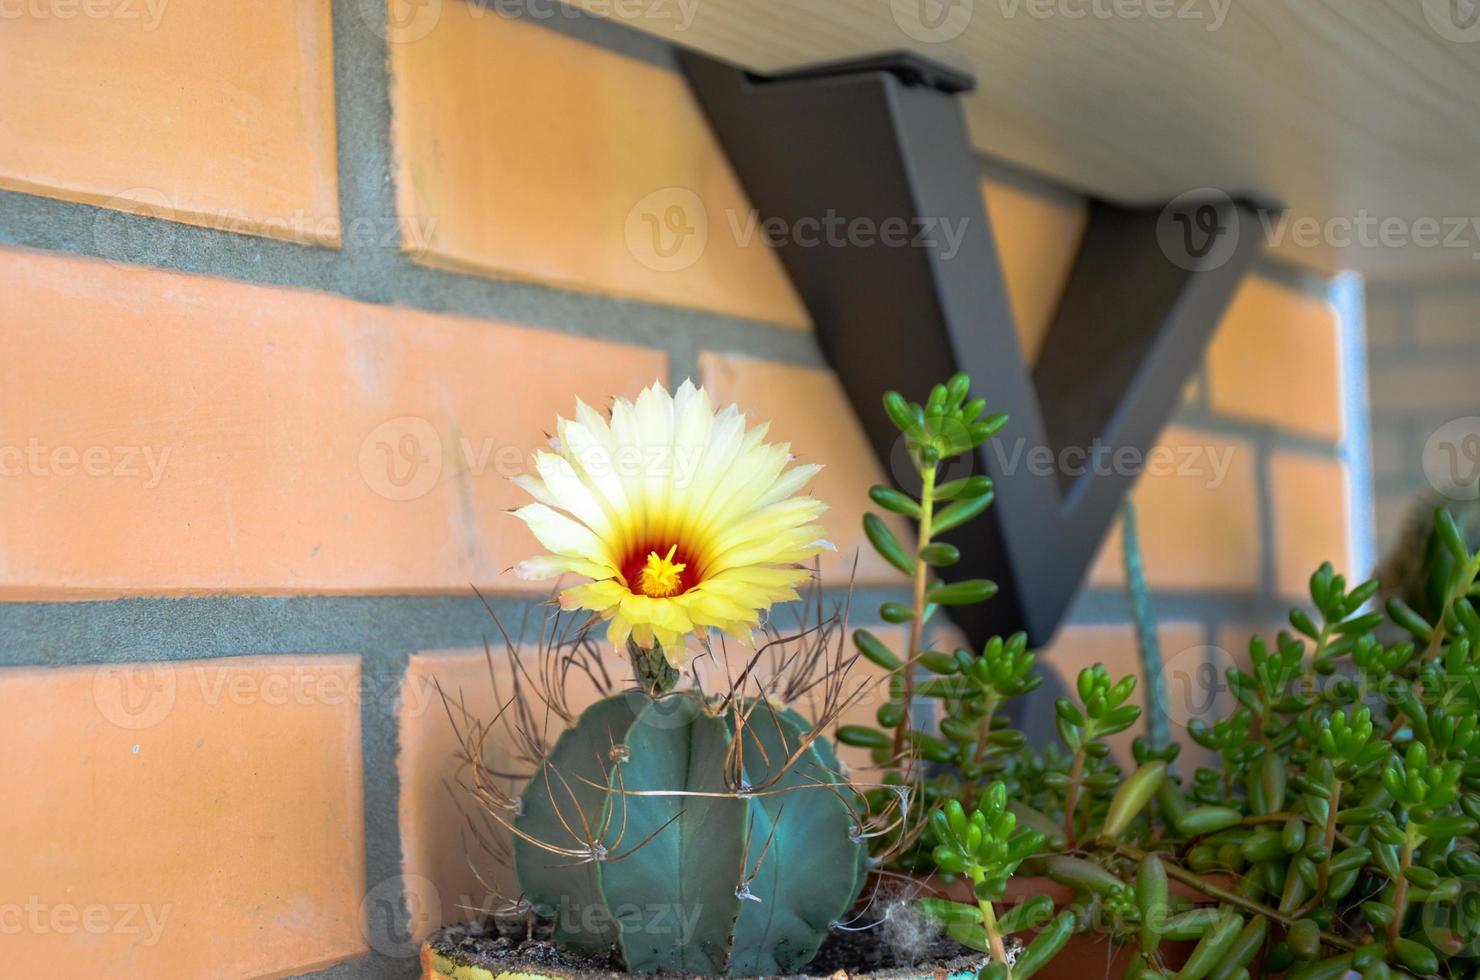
[621,542,702,598]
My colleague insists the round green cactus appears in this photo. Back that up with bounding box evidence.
[513,691,867,975]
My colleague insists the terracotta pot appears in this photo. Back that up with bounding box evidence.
[925,874,1238,980]
[420,935,985,980]
[420,872,1237,980]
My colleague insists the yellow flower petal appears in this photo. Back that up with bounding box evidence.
[508,380,831,670]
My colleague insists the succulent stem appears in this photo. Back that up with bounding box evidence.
[1317,778,1341,894]
[895,463,937,767]
[977,890,1012,975]
[1389,821,1418,945]
[964,693,1000,810]
[1062,743,1087,849]
[628,637,678,696]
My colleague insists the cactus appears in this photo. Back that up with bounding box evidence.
[513,690,867,975]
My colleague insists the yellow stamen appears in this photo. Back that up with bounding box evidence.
[638,545,686,598]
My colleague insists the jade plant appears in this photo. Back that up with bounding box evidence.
[847,373,1480,978]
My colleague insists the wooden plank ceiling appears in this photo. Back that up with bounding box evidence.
[572,0,1480,280]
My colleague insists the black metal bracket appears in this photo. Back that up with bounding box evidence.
[682,51,1277,647]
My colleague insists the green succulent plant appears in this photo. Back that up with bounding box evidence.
[850,376,1480,979]
[919,785,1074,980]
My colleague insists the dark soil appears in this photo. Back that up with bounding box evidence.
[428,899,1015,978]
[429,924,624,978]
[803,924,984,976]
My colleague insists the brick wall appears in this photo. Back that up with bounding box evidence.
[1366,281,1480,558]
[0,2,1368,977]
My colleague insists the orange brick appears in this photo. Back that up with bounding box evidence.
[398,650,495,940]
[1088,514,1128,589]
[0,0,338,245]
[398,647,611,936]
[1269,453,1351,599]
[388,0,807,329]
[1088,426,1260,591]
[0,247,665,599]
[1036,622,1205,767]
[698,353,912,587]
[981,178,1087,364]
[0,655,364,978]
[1206,276,1342,441]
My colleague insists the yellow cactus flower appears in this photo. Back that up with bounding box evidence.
[510,380,833,668]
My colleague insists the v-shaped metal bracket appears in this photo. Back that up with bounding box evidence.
[682,51,1277,647]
